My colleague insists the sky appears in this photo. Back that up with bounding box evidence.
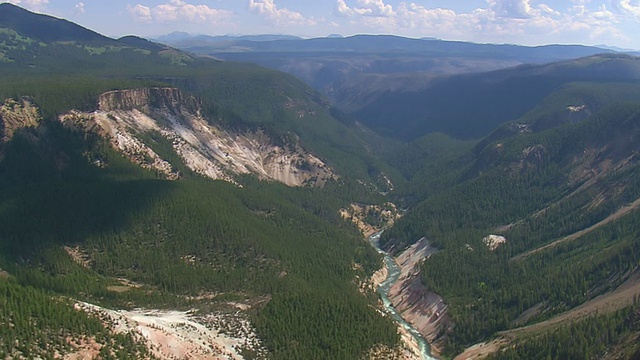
[5,0,640,49]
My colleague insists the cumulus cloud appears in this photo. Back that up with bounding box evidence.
[336,0,395,17]
[128,0,233,24]
[7,0,49,11]
[488,0,537,19]
[128,4,152,23]
[248,0,314,26]
[74,2,85,15]
[613,0,640,18]
[333,0,627,46]
[394,3,457,31]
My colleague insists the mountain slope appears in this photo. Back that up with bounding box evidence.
[0,5,402,359]
[0,2,116,44]
[167,34,613,90]
[0,4,394,193]
[60,87,335,186]
[352,54,640,140]
[382,81,640,356]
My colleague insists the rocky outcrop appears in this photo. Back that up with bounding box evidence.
[0,97,41,143]
[63,88,336,186]
[76,301,265,360]
[340,202,402,238]
[389,238,453,356]
[98,87,199,115]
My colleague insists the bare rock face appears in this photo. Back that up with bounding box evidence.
[98,87,199,115]
[64,88,336,186]
[389,238,453,356]
[340,202,402,238]
[0,97,41,143]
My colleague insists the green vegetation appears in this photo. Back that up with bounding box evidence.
[5,4,640,359]
[382,83,640,355]
[0,277,154,359]
[0,115,398,358]
[0,27,395,189]
[490,303,640,360]
[0,6,402,358]
[353,54,640,140]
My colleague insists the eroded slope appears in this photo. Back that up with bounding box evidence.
[60,88,335,186]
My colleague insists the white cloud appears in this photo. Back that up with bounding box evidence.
[613,0,640,18]
[7,0,49,11]
[336,0,395,17]
[332,0,627,46]
[74,2,85,15]
[336,0,353,16]
[128,1,233,24]
[391,3,457,34]
[488,0,536,19]
[127,4,152,23]
[354,0,396,17]
[248,0,314,25]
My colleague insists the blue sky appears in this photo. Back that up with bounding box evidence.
[6,0,640,49]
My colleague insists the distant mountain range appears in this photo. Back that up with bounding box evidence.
[158,32,635,134]
[157,32,640,141]
[154,32,302,47]
[0,2,116,44]
[3,3,640,359]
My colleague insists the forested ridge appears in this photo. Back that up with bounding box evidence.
[382,81,640,356]
[490,302,640,360]
[0,108,399,358]
[0,4,400,358]
[4,3,640,359]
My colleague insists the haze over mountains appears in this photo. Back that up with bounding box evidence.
[2,2,640,360]
[161,32,640,140]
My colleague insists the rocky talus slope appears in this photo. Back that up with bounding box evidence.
[61,87,336,186]
[0,97,41,146]
[389,238,453,356]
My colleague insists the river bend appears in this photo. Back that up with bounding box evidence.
[369,232,436,360]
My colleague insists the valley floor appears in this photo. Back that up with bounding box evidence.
[74,302,264,360]
[455,268,640,359]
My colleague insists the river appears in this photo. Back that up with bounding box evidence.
[369,232,436,360]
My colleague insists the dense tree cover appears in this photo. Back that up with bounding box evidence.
[352,54,640,140]
[475,82,640,153]
[490,302,640,360]
[382,85,640,354]
[0,27,398,190]
[0,75,166,119]
[0,13,406,356]
[0,277,153,359]
[0,112,398,358]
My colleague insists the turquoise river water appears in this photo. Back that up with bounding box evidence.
[369,232,436,360]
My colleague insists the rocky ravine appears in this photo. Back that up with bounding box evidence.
[0,97,41,151]
[343,202,452,358]
[75,301,266,360]
[340,202,402,239]
[387,238,453,357]
[60,87,336,186]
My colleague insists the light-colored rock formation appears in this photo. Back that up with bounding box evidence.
[389,238,453,356]
[482,235,507,251]
[75,301,265,360]
[340,202,402,238]
[60,88,336,186]
[0,97,41,143]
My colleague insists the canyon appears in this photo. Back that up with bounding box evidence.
[60,87,336,187]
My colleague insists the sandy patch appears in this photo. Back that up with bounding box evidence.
[389,238,452,356]
[76,302,265,360]
[456,269,640,359]
[513,196,640,261]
